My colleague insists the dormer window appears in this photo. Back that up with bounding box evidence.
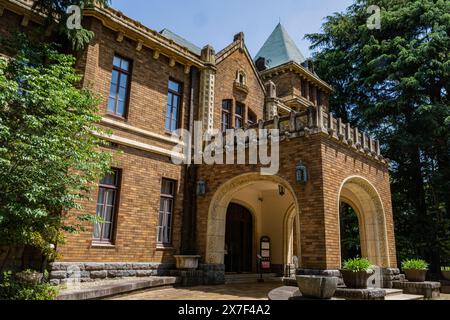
[236,70,247,85]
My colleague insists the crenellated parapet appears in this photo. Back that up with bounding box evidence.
[241,106,388,165]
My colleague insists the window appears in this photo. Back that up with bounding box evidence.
[309,86,315,103]
[93,169,121,244]
[248,110,257,126]
[221,100,232,131]
[301,79,307,98]
[235,102,245,129]
[237,70,247,85]
[166,80,182,132]
[108,56,131,118]
[157,179,176,245]
[317,90,322,106]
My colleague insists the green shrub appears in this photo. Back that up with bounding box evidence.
[441,266,450,272]
[342,257,373,272]
[401,259,429,270]
[0,272,58,300]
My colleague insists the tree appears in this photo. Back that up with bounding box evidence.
[0,36,112,271]
[32,0,110,50]
[307,0,450,271]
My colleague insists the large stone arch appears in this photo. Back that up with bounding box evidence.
[205,173,300,265]
[338,176,390,267]
[282,204,301,266]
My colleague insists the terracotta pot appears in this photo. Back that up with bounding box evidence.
[296,276,338,299]
[404,269,427,282]
[340,269,375,289]
[442,271,450,281]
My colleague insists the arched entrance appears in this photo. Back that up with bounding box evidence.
[206,173,300,272]
[225,203,253,273]
[338,176,390,267]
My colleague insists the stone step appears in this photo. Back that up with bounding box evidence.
[385,293,423,301]
[384,289,404,296]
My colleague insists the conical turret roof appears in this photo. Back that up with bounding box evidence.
[255,23,306,69]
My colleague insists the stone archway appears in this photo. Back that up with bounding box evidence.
[283,204,301,266]
[338,176,390,267]
[205,173,300,266]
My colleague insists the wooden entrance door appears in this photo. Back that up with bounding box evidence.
[225,203,253,273]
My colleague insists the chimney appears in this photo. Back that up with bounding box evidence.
[233,32,245,43]
[255,57,267,72]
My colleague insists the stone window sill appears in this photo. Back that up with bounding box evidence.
[91,242,116,249]
[156,245,175,251]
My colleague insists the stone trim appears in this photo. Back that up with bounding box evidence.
[100,117,184,146]
[49,262,174,285]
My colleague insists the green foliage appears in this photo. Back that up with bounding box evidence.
[340,204,361,261]
[0,272,58,300]
[342,257,373,272]
[0,35,112,262]
[32,0,110,50]
[441,266,450,271]
[307,0,450,272]
[402,259,429,270]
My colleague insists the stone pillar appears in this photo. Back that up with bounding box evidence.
[265,81,278,120]
[200,264,225,285]
[199,45,216,133]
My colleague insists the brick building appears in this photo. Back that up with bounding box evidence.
[0,1,399,287]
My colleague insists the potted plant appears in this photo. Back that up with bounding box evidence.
[340,257,375,289]
[441,267,450,281]
[402,259,429,282]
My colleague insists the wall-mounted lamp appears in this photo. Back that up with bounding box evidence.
[296,162,308,184]
[197,180,207,196]
[278,185,285,196]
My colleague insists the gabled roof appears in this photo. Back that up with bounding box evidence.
[160,29,202,56]
[254,23,306,69]
[216,36,266,93]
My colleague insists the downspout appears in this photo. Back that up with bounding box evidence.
[180,67,198,255]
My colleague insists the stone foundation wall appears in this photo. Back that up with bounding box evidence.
[49,262,174,285]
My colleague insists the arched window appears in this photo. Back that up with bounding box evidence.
[236,70,247,86]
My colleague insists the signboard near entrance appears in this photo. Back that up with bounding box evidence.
[260,236,271,272]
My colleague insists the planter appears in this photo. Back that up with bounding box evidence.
[340,269,375,289]
[296,275,338,299]
[173,255,201,270]
[404,269,427,282]
[442,271,450,281]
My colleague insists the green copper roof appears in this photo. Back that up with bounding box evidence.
[160,29,202,56]
[254,23,306,69]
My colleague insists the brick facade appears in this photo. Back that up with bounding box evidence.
[0,1,398,284]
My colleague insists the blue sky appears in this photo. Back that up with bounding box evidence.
[111,0,354,58]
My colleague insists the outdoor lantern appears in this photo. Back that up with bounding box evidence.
[278,185,285,196]
[296,162,308,184]
[197,180,207,196]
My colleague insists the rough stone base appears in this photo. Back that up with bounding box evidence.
[440,280,450,294]
[393,281,441,299]
[48,262,174,285]
[381,268,403,289]
[200,264,225,285]
[169,270,205,287]
[296,269,344,286]
[335,288,386,300]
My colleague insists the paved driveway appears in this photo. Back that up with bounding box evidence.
[110,282,281,300]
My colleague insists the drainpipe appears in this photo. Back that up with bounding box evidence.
[180,67,198,255]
